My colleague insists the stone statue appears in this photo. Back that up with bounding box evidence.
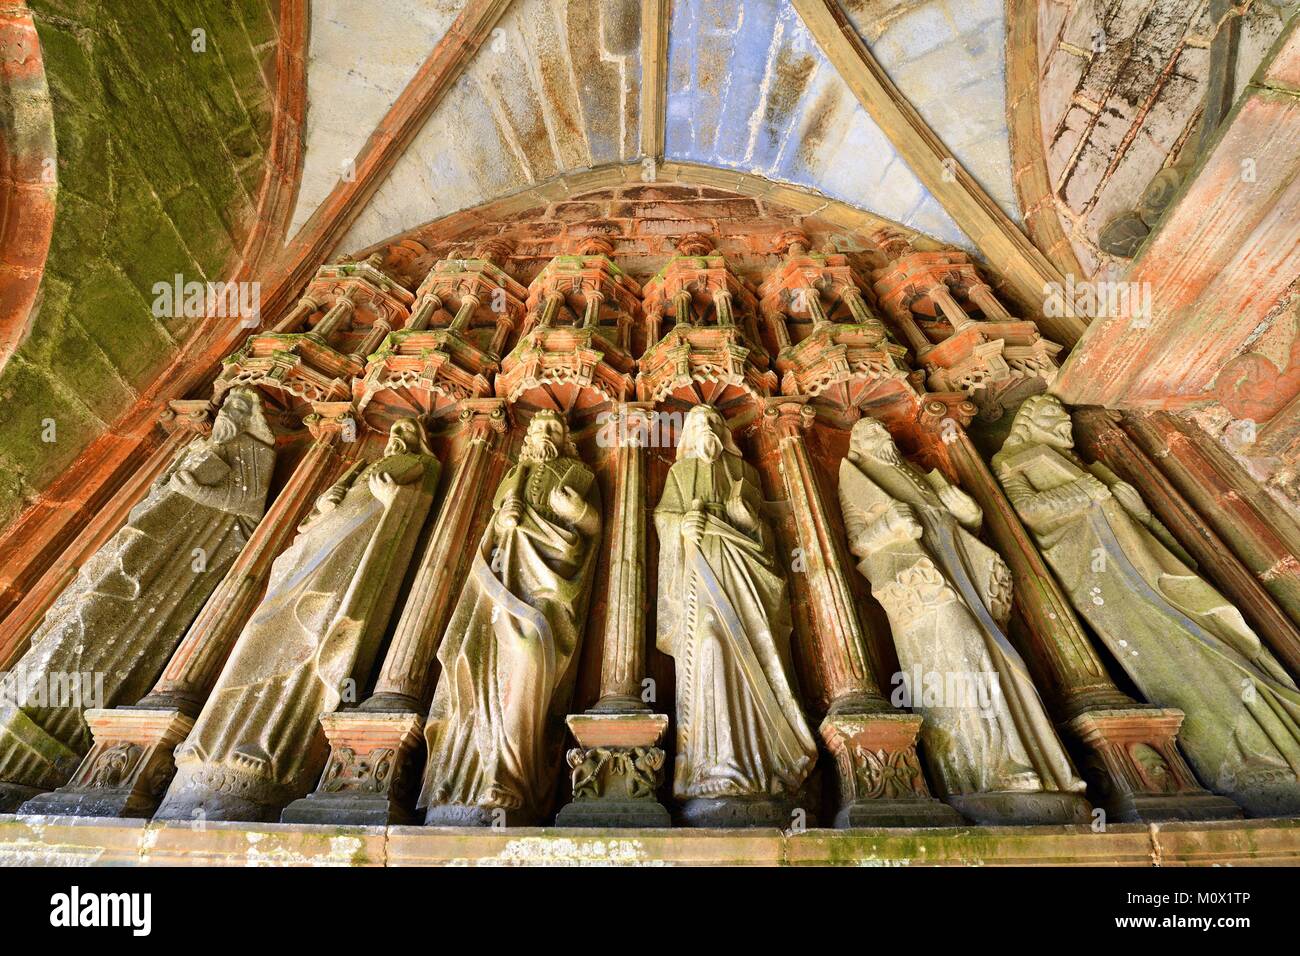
[994,395,1300,816]
[156,418,440,822]
[838,418,1088,823]
[655,404,818,826]
[0,389,276,809]
[420,410,601,826]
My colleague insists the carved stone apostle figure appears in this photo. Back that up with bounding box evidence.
[655,404,818,826]
[0,389,276,809]
[156,418,439,822]
[994,395,1300,816]
[838,418,1088,823]
[420,410,601,826]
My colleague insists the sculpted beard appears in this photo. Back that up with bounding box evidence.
[210,411,241,445]
[521,432,559,464]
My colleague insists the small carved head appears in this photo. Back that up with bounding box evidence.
[677,405,741,463]
[386,417,433,458]
[847,416,902,466]
[212,387,274,447]
[520,410,576,464]
[1006,394,1075,451]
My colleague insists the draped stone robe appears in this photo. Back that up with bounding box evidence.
[160,449,438,821]
[837,457,1084,799]
[997,442,1300,816]
[420,455,600,824]
[0,428,274,796]
[655,452,817,802]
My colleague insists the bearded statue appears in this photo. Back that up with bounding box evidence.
[838,417,1088,823]
[420,410,601,826]
[994,394,1300,816]
[0,389,276,809]
[156,418,440,822]
[654,404,818,827]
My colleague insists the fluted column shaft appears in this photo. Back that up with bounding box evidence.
[763,399,885,710]
[593,404,653,711]
[363,399,508,711]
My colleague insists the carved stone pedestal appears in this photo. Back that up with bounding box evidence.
[555,713,670,828]
[18,708,194,818]
[1067,709,1243,822]
[821,712,963,828]
[280,712,423,826]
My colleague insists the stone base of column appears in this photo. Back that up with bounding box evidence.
[946,791,1093,826]
[821,712,964,828]
[1067,708,1243,822]
[554,713,671,828]
[281,712,424,826]
[0,782,44,812]
[18,708,193,819]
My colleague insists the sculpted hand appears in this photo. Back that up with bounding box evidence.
[170,469,199,491]
[682,510,706,544]
[724,494,757,532]
[883,500,923,541]
[368,470,399,506]
[549,484,583,519]
[1111,480,1149,517]
[937,484,978,518]
[496,498,525,531]
[1078,473,1112,502]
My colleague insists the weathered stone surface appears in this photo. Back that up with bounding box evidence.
[995,396,1300,817]
[157,419,439,822]
[420,411,602,826]
[0,389,275,803]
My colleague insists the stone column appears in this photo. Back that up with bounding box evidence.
[557,403,670,827]
[761,397,961,827]
[927,282,976,331]
[349,320,392,365]
[282,400,508,826]
[406,294,440,332]
[449,293,480,333]
[0,402,204,672]
[1073,408,1300,675]
[489,314,513,357]
[271,294,321,334]
[1122,411,1300,627]
[309,289,357,342]
[23,408,354,818]
[582,289,604,330]
[919,401,1242,822]
[967,283,1014,322]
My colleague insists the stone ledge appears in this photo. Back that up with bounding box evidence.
[2,814,1298,866]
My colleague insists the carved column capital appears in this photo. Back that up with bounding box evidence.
[761,397,816,442]
[162,399,215,437]
[458,398,509,443]
[304,402,357,444]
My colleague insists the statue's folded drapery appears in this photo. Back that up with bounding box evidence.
[420,411,600,825]
[654,406,817,809]
[0,389,275,802]
[836,418,1084,810]
[157,418,438,821]
[996,396,1300,817]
